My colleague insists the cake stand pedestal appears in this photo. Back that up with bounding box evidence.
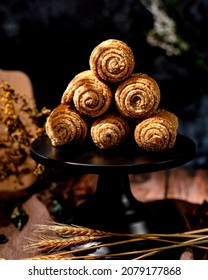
[30,134,196,234]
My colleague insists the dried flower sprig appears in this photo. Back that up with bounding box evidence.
[0,82,50,184]
[24,223,208,260]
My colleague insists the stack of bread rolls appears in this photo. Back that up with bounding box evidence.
[46,39,178,151]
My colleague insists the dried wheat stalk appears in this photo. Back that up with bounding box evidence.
[36,222,109,237]
[28,254,73,260]
[25,223,208,260]
[26,235,106,254]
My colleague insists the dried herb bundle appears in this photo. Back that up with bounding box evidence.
[0,82,50,185]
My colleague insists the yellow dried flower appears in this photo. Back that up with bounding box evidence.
[0,82,51,184]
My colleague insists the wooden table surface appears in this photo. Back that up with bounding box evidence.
[0,166,207,260]
[67,167,208,206]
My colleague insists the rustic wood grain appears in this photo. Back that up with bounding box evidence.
[65,168,208,205]
[129,171,167,202]
[129,168,208,204]
[166,168,208,204]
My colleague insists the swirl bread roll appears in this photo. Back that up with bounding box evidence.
[91,114,130,149]
[115,73,160,118]
[134,109,179,151]
[89,39,135,83]
[45,104,88,146]
[61,70,112,118]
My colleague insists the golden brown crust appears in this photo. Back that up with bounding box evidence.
[134,109,178,151]
[115,73,161,118]
[61,70,112,118]
[89,39,135,83]
[153,109,179,129]
[91,113,130,149]
[45,104,88,146]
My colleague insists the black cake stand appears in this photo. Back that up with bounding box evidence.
[30,134,196,234]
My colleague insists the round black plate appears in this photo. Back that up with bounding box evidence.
[30,134,196,174]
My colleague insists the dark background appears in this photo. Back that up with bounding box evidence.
[0,0,208,167]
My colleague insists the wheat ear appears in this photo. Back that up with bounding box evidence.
[36,223,109,237]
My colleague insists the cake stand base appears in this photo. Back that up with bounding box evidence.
[30,134,196,235]
[67,172,153,234]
